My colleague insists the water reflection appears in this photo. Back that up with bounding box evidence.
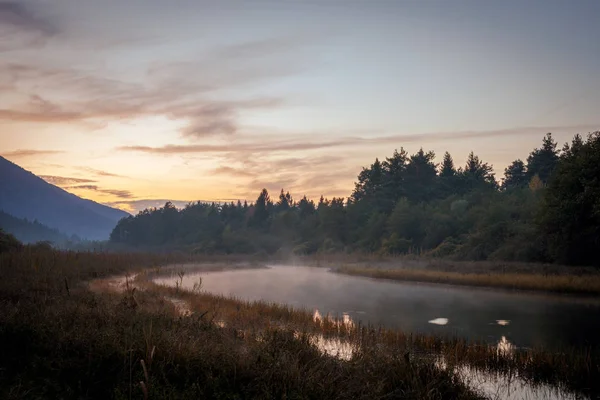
[429,317,449,325]
[456,365,577,400]
[154,265,600,351]
[496,336,515,357]
[306,312,566,399]
[294,330,356,361]
[313,309,355,329]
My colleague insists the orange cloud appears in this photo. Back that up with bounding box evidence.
[39,175,96,185]
[3,149,64,157]
[67,185,134,199]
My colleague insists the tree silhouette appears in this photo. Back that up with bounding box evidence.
[502,159,528,190]
[107,131,600,266]
[527,133,559,184]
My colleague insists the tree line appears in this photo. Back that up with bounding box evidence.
[110,132,600,266]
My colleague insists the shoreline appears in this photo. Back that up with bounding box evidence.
[332,265,600,295]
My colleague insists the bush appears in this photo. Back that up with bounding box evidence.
[0,229,23,253]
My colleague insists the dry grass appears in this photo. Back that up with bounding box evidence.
[1,248,598,399]
[0,249,480,400]
[335,265,600,294]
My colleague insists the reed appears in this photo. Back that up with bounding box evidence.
[0,249,597,399]
[335,265,600,295]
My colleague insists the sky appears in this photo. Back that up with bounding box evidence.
[1,0,599,213]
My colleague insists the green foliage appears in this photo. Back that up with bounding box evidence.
[110,132,600,266]
[538,132,600,266]
[527,132,559,184]
[0,228,23,253]
[502,159,528,190]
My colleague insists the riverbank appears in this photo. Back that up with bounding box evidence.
[333,263,600,295]
[1,249,598,399]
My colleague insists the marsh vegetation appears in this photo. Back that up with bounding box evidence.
[1,245,598,399]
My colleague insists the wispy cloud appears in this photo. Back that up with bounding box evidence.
[2,149,64,158]
[39,175,96,185]
[67,185,133,199]
[211,166,257,178]
[0,2,58,52]
[117,139,354,155]
[117,124,600,156]
[0,34,312,137]
[105,199,195,214]
[76,166,126,178]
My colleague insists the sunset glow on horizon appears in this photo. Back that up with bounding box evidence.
[1,0,599,213]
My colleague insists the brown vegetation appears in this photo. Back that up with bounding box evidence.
[0,249,598,399]
[334,264,600,295]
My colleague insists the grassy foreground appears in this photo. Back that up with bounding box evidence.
[1,249,598,399]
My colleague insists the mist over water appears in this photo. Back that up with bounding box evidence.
[155,265,600,351]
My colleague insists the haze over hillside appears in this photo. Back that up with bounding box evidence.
[0,211,72,245]
[0,157,129,240]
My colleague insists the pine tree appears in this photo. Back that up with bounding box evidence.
[462,151,497,190]
[404,148,437,203]
[526,133,559,184]
[439,152,456,178]
[502,159,528,190]
[382,148,408,205]
[277,189,291,211]
[251,188,272,228]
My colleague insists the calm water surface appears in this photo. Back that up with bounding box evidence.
[155,265,600,351]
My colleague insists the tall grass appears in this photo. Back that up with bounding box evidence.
[335,265,600,294]
[1,249,597,399]
[0,249,479,399]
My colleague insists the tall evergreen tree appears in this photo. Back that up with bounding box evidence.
[526,133,559,184]
[276,189,292,211]
[251,188,272,228]
[351,158,385,209]
[502,159,528,190]
[439,152,456,178]
[297,196,316,218]
[404,148,437,203]
[461,151,497,190]
[538,132,600,266]
[382,148,409,207]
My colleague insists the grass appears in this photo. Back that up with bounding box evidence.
[335,265,600,294]
[0,248,598,399]
[296,251,600,293]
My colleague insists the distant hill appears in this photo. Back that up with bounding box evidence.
[0,210,73,245]
[0,156,130,240]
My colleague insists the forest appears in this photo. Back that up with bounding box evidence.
[0,211,74,245]
[110,132,600,267]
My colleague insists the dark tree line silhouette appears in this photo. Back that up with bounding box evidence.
[110,132,600,266]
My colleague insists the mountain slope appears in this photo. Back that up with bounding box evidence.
[0,157,130,240]
[0,210,73,245]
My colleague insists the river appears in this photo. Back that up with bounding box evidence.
[154,265,600,351]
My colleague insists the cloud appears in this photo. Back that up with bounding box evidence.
[117,139,354,155]
[373,124,600,146]
[0,34,311,137]
[105,199,197,214]
[66,184,134,199]
[76,166,126,178]
[2,149,64,157]
[0,2,58,52]
[117,124,600,156]
[211,166,257,178]
[40,175,96,185]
